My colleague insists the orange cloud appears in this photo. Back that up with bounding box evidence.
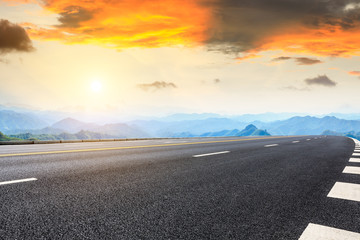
[349,71,360,76]
[7,0,360,58]
[20,0,212,50]
[235,54,262,62]
[258,25,360,57]
[2,0,35,4]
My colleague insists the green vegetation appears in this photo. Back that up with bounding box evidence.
[0,131,20,141]
[0,131,10,141]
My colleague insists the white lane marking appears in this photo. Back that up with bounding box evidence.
[264,144,279,147]
[292,141,300,143]
[327,182,360,202]
[299,223,360,240]
[306,139,311,141]
[0,178,37,186]
[193,151,230,158]
[349,158,360,163]
[352,153,360,156]
[343,166,360,175]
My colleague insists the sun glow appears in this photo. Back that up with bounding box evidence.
[91,80,102,93]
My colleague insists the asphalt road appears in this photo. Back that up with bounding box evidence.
[0,135,359,239]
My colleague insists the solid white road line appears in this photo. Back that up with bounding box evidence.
[349,158,360,163]
[264,144,279,147]
[327,182,360,202]
[343,166,360,175]
[193,151,230,158]
[292,141,300,143]
[0,178,37,186]
[299,223,360,240]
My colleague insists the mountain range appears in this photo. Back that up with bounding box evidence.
[173,124,270,138]
[1,110,360,139]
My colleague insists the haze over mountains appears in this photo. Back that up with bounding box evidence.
[1,108,360,140]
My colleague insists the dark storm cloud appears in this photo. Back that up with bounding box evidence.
[205,0,360,53]
[305,75,337,87]
[0,19,34,54]
[137,81,177,91]
[271,56,322,65]
[57,6,93,28]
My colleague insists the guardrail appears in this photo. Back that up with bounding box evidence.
[0,138,175,145]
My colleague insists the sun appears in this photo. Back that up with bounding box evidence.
[91,80,102,93]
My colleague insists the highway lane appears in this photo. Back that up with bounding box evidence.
[0,136,359,239]
[0,136,289,156]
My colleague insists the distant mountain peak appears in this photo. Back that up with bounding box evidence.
[51,117,99,133]
[55,117,82,124]
[244,124,257,130]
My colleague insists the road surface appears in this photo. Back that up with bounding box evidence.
[0,136,359,239]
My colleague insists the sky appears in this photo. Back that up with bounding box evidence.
[1,0,360,120]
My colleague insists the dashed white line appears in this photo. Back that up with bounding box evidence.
[327,182,360,202]
[306,139,311,141]
[193,151,230,158]
[299,223,360,240]
[264,144,279,147]
[349,158,360,163]
[343,166,360,175]
[292,141,300,143]
[0,178,37,186]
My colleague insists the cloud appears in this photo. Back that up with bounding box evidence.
[271,56,322,65]
[0,19,34,54]
[294,57,322,65]
[137,81,177,91]
[9,0,360,57]
[349,71,360,76]
[0,58,10,64]
[235,53,261,62]
[205,0,360,56]
[57,6,94,28]
[272,56,292,61]
[22,0,211,49]
[305,75,337,87]
[282,86,310,91]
